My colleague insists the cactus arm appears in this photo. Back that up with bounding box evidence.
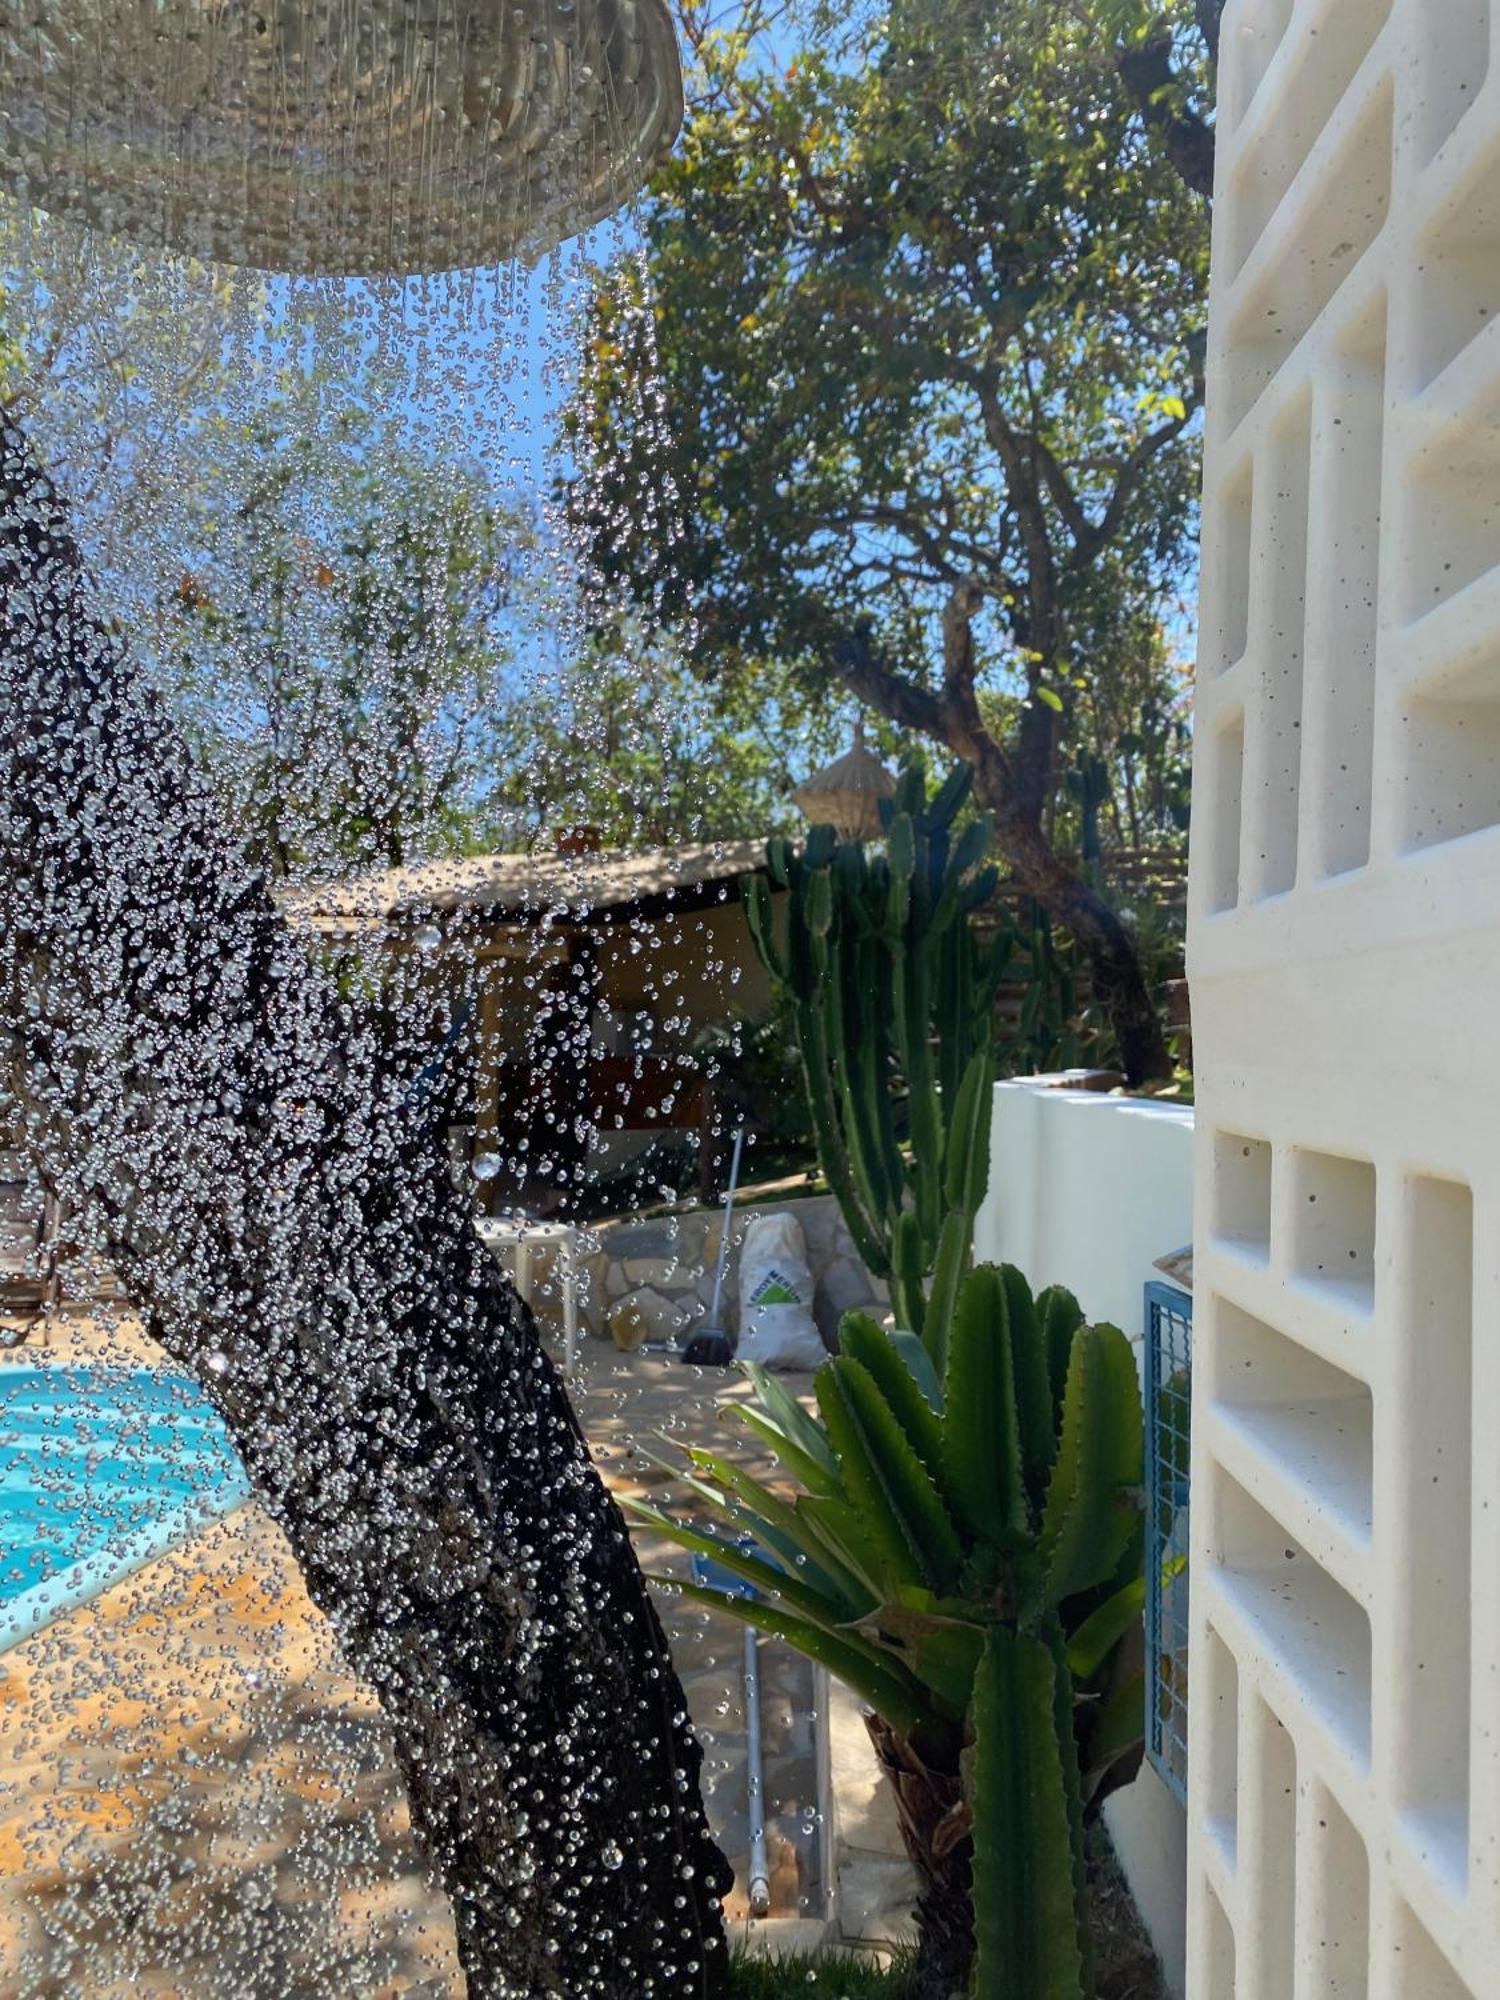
[741,869,786,982]
[817,1358,965,1594]
[1036,1323,1144,1611]
[1002,1262,1057,1515]
[889,1209,929,1342]
[1047,1618,1097,1999]
[971,1626,1088,2000]
[1036,1283,1086,1427]
[837,1311,948,1493]
[942,1265,1028,1546]
[920,1207,971,1376]
[942,1046,995,1220]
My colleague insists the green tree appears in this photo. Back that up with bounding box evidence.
[158,407,528,878]
[484,636,851,847]
[566,0,1216,1080]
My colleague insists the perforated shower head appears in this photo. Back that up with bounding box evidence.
[0,0,682,274]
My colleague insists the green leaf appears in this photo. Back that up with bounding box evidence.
[722,1403,842,1500]
[1079,1668,1147,1807]
[683,1447,876,1616]
[654,1578,928,1737]
[943,1264,1028,1546]
[971,1627,1087,2000]
[1065,1575,1146,1682]
[621,1501,844,1626]
[1037,1323,1144,1611]
[738,1361,840,1483]
[1035,684,1065,713]
[817,1357,964,1592]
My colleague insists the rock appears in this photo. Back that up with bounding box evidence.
[622,1256,681,1287]
[607,1285,691,1351]
[603,1221,677,1260]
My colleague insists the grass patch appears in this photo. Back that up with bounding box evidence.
[727,1943,912,1998]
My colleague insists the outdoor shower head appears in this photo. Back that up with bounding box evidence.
[0,0,682,275]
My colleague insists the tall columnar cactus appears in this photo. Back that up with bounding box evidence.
[630,1263,1146,2000]
[742,760,1006,1337]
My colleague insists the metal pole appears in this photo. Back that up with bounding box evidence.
[743,1622,771,1917]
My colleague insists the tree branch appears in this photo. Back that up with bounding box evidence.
[1117,28,1217,202]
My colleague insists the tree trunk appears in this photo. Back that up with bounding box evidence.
[0,414,732,1998]
[977,763,1172,1087]
[842,613,1173,1088]
[865,1716,973,2000]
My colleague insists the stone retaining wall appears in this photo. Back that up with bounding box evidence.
[578,1192,885,1352]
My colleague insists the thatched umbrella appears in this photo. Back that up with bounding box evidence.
[793,723,898,841]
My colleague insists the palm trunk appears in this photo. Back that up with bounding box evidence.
[865,1716,974,2000]
[0,414,732,1998]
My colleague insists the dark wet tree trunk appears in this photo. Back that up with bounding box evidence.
[0,414,731,1998]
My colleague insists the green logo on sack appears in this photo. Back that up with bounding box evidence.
[750,1268,801,1307]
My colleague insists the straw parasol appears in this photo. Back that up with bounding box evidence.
[792,723,898,842]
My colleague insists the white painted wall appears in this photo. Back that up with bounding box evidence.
[974,1076,1195,1996]
[975,1078,1194,1345]
[1187,5,1500,1995]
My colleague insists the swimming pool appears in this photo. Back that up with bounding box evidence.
[0,1365,251,1652]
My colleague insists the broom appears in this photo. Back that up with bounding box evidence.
[681,1125,745,1368]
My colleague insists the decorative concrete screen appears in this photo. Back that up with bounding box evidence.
[1187,3,1500,1995]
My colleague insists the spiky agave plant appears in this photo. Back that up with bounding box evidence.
[627,1264,1146,2000]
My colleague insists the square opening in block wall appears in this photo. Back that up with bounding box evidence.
[1204,713,1245,913]
[1213,1299,1373,1545]
[1404,418,1500,620]
[1228,0,1393,278]
[1213,1131,1272,1259]
[1415,1,1493,173]
[1212,1469,1372,1766]
[1201,1625,1240,1864]
[1226,0,1294,132]
[1207,459,1253,674]
[1394,1904,1473,1999]
[1305,1786,1370,1999]
[1414,141,1500,391]
[1399,675,1500,853]
[1223,81,1392,431]
[1290,1149,1376,1310]
[1202,1884,1237,2000]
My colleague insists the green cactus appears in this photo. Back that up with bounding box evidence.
[742,759,1008,1344]
[629,1263,1146,1999]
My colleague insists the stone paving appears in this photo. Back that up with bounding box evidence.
[0,1310,907,1996]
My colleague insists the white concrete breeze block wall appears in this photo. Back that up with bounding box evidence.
[1187,4,1500,1995]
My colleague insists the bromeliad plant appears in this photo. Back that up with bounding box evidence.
[741,760,1006,1340]
[628,1264,1145,2000]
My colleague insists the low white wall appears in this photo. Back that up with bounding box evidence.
[974,1076,1194,1997]
[974,1077,1194,1346]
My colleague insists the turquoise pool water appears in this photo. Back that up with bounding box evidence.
[0,1365,251,1652]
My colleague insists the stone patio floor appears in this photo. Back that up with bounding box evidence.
[0,1308,912,1997]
